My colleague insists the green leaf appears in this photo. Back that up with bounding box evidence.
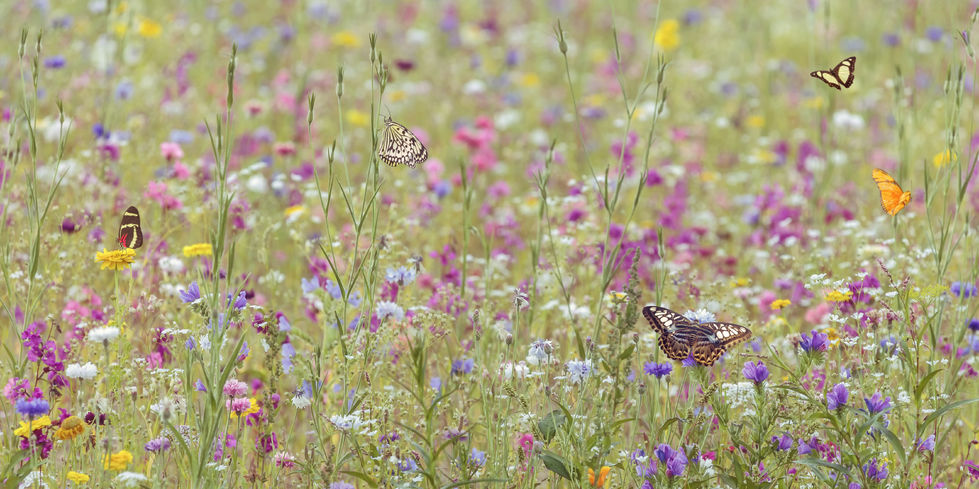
[914,369,944,404]
[920,397,979,434]
[881,427,907,466]
[538,409,567,444]
[539,450,575,480]
[657,417,684,438]
[340,470,378,488]
[795,457,852,480]
[618,343,635,360]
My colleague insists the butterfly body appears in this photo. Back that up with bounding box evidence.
[118,205,143,249]
[872,168,911,216]
[378,117,428,168]
[642,306,752,366]
[811,56,856,90]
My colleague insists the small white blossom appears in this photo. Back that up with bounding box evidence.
[115,472,148,488]
[65,362,99,380]
[88,326,120,343]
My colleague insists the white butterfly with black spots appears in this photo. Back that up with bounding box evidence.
[378,117,428,168]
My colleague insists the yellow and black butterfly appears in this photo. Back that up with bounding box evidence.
[810,56,856,90]
[642,305,752,366]
[378,117,428,168]
[117,205,143,249]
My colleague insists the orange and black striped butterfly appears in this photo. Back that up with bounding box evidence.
[642,306,752,366]
[810,56,856,90]
[872,168,911,216]
[117,206,143,249]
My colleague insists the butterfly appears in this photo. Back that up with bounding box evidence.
[378,116,428,168]
[872,168,911,216]
[642,305,752,367]
[117,205,143,249]
[810,56,856,90]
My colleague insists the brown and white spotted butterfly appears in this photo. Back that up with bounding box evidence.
[642,305,752,366]
[810,56,856,91]
[378,116,428,168]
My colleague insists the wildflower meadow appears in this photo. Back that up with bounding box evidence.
[3,1,979,487]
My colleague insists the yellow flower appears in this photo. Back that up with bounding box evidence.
[14,416,52,437]
[700,170,719,182]
[803,96,825,109]
[182,243,213,257]
[346,109,369,127]
[137,18,162,38]
[103,450,133,471]
[284,205,306,218]
[824,290,853,302]
[654,19,680,51]
[95,248,136,271]
[770,299,791,310]
[388,89,406,102]
[750,149,778,164]
[746,115,766,128]
[932,149,957,168]
[731,277,750,287]
[331,31,361,48]
[112,22,127,37]
[55,416,85,441]
[519,73,540,88]
[230,397,260,419]
[588,466,611,487]
[66,471,90,483]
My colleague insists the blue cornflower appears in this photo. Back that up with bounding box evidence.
[301,276,320,294]
[324,279,342,299]
[16,398,50,417]
[396,457,418,472]
[430,377,442,394]
[184,337,196,350]
[385,266,417,285]
[951,281,978,298]
[179,281,201,303]
[451,358,474,376]
[565,359,592,384]
[684,309,716,323]
[967,318,979,332]
[469,448,486,467]
[376,301,405,322]
[115,80,133,100]
[827,383,849,410]
[644,362,673,379]
[925,26,943,42]
[44,55,66,69]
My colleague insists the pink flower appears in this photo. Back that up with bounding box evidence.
[227,397,251,414]
[805,302,831,325]
[274,142,296,156]
[144,181,184,211]
[423,158,444,186]
[222,379,248,397]
[160,142,184,161]
[172,161,191,179]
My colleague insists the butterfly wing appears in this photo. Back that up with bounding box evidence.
[833,56,856,88]
[873,168,911,216]
[810,70,842,90]
[378,118,428,168]
[658,334,690,361]
[118,205,143,249]
[687,322,753,366]
[642,305,689,335]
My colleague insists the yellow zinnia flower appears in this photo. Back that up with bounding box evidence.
[654,19,680,51]
[13,416,52,437]
[770,299,791,310]
[229,398,260,419]
[95,248,136,271]
[182,243,213,257]
[55,416,85,441]
[66,471,90,483]
[588,466,611,487]
[103,450,133,471]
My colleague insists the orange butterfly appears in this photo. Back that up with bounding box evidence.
[872,168,911,216]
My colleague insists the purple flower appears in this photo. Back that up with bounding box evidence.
[654,443,689,477]
[644,362,673,379]
[469,448,486,467]
[451,358,474,376]
[863,392,892,414]
[681,355,698,368]
[329,483,356,489]
[967,318,979,332]
[827,383,849,410]
[951,281,978,298]
[16,397,50,417]
[800,330,829,352]
[882,33,900,47]
[772,433,793,451]
[797,437,814,455]
[44,55,66,69]
[926,26,944,42]
[863,458,888,481]
[742,361,769,384]
[145,437,171,452]
[916,434,935,451]
[301,276,320,294]
[631,448,657,477]
[194,379,207,392]
[179,282,201,303]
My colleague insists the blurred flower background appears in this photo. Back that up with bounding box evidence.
[0,0,978,487]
